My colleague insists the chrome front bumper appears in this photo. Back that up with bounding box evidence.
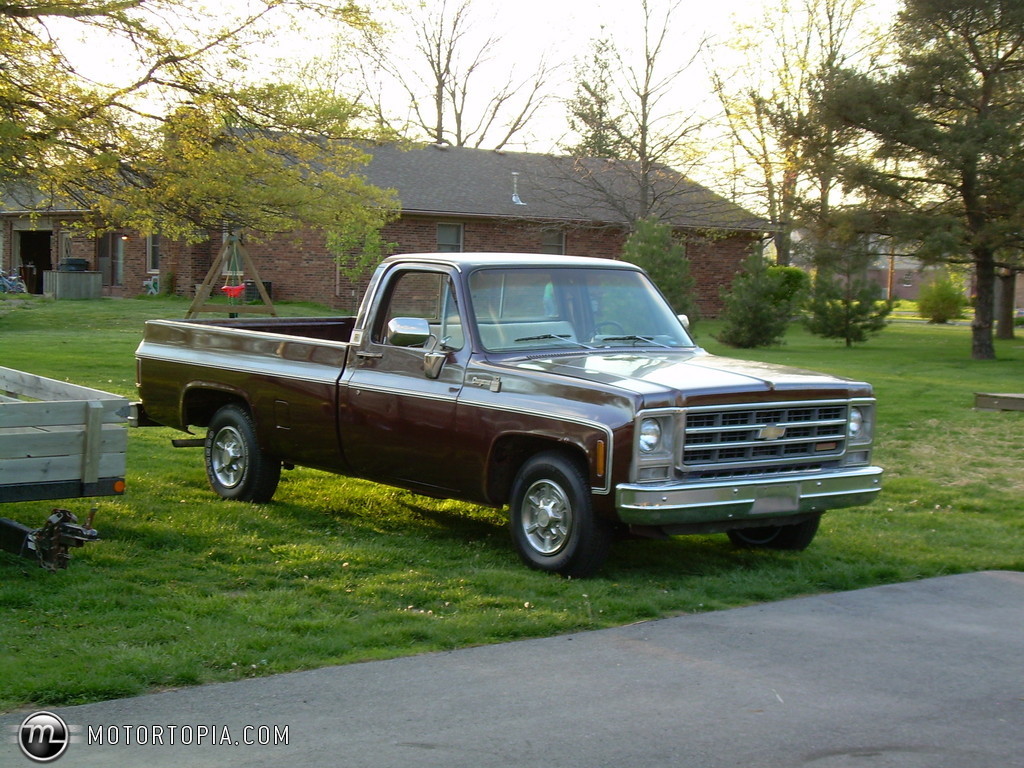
[615,466,883,527]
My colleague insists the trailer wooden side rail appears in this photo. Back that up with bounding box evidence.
[0,367,128,503]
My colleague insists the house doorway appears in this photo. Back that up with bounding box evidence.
[96,233,124,288]
[16,230,52,294]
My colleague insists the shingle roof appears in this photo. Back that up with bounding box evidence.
[362,143,766,232]
[2,142,767,233]
[0,183,79,214]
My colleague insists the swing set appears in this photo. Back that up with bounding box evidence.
[185,234,277,319]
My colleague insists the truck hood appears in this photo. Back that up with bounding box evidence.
[498,349,869,401]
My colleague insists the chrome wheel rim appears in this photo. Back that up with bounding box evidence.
[210,426,247,488]
[521,478,572,555]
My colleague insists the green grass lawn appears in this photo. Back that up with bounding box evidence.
[1,295,1022,711]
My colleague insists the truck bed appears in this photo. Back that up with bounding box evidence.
[184,316,357,343]
[135,317,357,460]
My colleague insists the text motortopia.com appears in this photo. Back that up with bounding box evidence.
[11,710,289,762]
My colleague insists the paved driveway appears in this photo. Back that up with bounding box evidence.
[4,570,1022,767]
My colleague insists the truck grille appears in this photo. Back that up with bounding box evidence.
[682,402,849,475]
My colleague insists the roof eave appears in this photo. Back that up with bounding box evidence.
[0,208,86,216]
[399,207,768,234]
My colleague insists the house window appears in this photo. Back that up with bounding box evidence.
[60,232,74,262]
[218,227,244,276]
[437,223,463,253]
[221,240,244,276]
[540,228,565,255]
[146,235,161,273]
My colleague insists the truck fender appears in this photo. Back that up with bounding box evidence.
[485,433,604,508]
[179,381,252,430]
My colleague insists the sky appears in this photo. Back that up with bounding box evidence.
[58,0,897,142]
[51,0,900,196]
[292,0,898,154]
[465,0,749,148]
[308,0,776,153]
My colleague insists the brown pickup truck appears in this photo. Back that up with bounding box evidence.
[134,253,882,576]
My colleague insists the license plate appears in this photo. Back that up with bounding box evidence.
[751,483,800,514]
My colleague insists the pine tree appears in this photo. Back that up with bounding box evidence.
[562,34,629,159]
[815,0,1024,359]
[622,218,697,318]
[718,254,807,347]
[803,238,891,346]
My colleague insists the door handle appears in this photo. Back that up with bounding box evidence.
[356,351,383,359]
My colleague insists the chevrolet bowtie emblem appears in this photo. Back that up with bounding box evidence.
[758,425,787,440]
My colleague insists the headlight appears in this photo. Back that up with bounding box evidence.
[639,418,662,453]
[848,405,874,444]
[849,407,864,439]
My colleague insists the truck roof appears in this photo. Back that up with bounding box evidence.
[381,252,642,271]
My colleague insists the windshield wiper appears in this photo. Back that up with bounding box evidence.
[513,333,593,349]
[599,334,673,349]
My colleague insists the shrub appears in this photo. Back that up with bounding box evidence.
[772,265,811,304]
[917,275,968,323]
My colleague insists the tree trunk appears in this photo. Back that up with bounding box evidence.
[773,227,792,267]
[971,248,997,360]
[995,270,1016,341]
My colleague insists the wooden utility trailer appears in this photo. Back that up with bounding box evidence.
[0,367,128,568]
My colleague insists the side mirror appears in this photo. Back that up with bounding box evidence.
[386,317,447,379]
[386,316,431,347]
[677,314,690,329]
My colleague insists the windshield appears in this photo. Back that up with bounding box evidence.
[468,266,695,352]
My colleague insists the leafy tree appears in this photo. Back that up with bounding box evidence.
[710,0,887,265]
[718,254,809,348]
[1,0,396,260]
[817,0,1024,359]
[773,265,814,305]
[72,86,398,258]
[622,217,697,318]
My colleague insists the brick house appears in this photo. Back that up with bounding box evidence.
[1,144,766,316]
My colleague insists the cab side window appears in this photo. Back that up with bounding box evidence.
[373,271,464,350]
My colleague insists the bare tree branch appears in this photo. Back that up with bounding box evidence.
[349,0,556,149]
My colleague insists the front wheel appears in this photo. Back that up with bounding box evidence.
[726,515,821,550]
[509,451,613,577]
[204,404,281,502]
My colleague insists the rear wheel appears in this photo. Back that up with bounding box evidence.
[204,404,281,502]
[509,451,612,577]
[727,515,821,550]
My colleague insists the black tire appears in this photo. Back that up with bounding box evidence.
[509,451,613,577]
[204,404,281,502]
[727,514,821,551]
